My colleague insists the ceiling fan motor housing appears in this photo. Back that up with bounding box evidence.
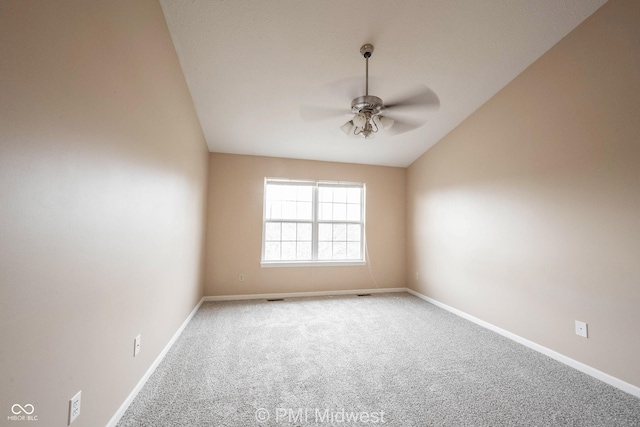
[351,95,383,115]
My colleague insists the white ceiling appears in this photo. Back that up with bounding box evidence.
[159,0,606,167]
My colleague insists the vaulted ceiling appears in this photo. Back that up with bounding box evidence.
[159,0,607,167]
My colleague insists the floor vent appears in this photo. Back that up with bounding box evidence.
[357,294,372,297]
[266,298,284,302]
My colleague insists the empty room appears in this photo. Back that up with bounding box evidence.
[1,0,639,426]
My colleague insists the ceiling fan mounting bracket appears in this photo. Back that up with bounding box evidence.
[360,44,374,59]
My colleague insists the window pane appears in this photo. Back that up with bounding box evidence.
[333,203,347,220]
[282,201,296,219]
[318,223,332,241]
[281,223,296,241]
[333,223,346,241]
[347,224,361,241]
[265,222,281,241]
[298,186,313,202]
[319,202,332,220]
[282,185,297,201]
[347,242,361,259]
[266,183,315,221]
[347,187,361,204]
[319,187,332,202]
[333,242,346,259]
[346,204,360,221]
[318,242,332,260]
[333,187,347,203]
[297,202,312,220]
[266,185,282,201]
[297,242,312,260]
[266,200,281,219]
[264,242,280,260]
[281,242,296,260]
[297,223,312,241]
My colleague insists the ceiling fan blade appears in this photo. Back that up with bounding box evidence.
[384,85,440,112]
[300,76,370,122]
[386,118,425,135]
[324,76,367,100]
[300,105,350,122]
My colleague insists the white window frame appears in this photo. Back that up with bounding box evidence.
[261,178,366,267]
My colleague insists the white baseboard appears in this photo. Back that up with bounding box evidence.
[203,287,407,302]
[105,297,204,427]
[405,288,640,399]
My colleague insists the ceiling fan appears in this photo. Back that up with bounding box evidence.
[301,44,440,138]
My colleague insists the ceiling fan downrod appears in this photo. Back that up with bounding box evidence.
[362,44,372,96]
[352,44,381,113]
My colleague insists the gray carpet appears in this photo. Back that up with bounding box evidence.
[116,293,640,426]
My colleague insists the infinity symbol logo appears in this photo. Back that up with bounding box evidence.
[11,404,35,415]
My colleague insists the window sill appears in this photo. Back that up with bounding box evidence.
[260,261,367,268]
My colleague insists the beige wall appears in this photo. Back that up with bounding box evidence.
[205,153,406,296]
[0,1,208,426]
[407,0,640,388]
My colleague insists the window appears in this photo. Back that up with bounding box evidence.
[262,178,365,265]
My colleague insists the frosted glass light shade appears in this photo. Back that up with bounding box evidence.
[352,113,367,128]
[340,120,355,135]
[378,115,394,130]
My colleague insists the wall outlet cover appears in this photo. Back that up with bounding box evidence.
[575,320,588,338]
[134,334,141,357]
[69,390,81,424]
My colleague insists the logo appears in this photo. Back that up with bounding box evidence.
[8,404,38,422]
[11,405,34,415]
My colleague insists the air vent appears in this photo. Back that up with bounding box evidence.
[266,298,284,302]
[357,294,372,297]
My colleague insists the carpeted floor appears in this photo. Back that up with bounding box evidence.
[116,293,640,426]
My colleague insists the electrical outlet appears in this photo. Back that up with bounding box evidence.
[69,390,81,424]
[134,334,141,357]
[239,274,245,282]
[575,320,588,338]
[415,272,419,280]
